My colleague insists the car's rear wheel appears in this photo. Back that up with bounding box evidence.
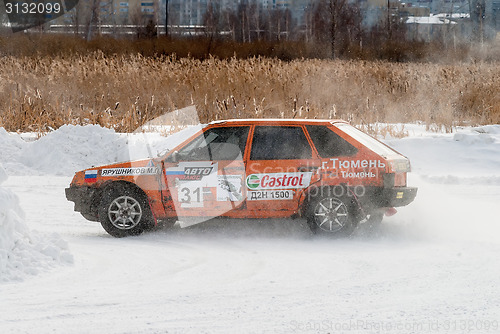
[98,184,154,237]
[307,195,357,236]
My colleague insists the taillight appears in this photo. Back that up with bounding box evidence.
[383,172,406,187]
[383,173,395,187]
[387,159,411,173]
[394,173,407,187]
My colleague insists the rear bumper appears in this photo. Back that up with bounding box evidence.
[360,186,418,209]
[379,187,418,207]
[65,186,99,221]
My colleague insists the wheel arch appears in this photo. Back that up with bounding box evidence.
[94,180,156,223]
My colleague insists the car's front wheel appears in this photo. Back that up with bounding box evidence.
[98,184,154,237]
[306,195,357,237]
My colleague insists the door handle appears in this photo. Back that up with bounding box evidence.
[297,166,319,172]
[222,167,245,172]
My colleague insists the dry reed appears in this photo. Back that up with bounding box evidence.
[1,53,499,133]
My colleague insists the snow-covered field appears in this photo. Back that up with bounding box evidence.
[1,124,500,333]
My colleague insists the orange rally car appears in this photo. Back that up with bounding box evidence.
[65,119,417,237]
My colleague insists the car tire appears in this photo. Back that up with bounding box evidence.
[306,195,357,237]
[98,184,154,238]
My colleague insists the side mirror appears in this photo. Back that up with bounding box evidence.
[157,148,169,157]
[167,150,179,163]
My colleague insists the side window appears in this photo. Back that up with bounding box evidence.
[177,126,249,161]
[306,125,358,157]
[250,126,312,160]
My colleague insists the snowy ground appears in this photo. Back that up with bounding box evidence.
[1,124,500,333]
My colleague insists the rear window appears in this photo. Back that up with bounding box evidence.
[306,125,357,157]
[334,123,399,158]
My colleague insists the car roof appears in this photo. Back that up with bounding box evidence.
[208,119,348,126]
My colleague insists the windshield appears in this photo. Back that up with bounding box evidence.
[334,123,400,158]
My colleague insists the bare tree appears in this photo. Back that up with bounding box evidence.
[249,0,261,41]
[130,2,157,38]
[310,0,366,58]
[203,1,220,38]
[329,0,347,58]
[311,1,329,43]
[203,1,220,54]
[470,0,486,43]
[85,0,101,40]
[221,8,238,41]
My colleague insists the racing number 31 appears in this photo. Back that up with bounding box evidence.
[179,186,203,207]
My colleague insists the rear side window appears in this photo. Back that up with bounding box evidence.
[306,125,358,157]
[250,126,312,160]
[335,123,399,158]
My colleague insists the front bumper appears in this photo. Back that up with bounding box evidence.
[65,186,99,221]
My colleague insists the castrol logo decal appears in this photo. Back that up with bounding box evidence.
[245,172,313,190]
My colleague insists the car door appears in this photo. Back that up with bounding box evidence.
[245,125,321,216]
[162,125,250,218]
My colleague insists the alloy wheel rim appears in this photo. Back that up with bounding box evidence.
[313,197,348,233]
[108,196,142,230]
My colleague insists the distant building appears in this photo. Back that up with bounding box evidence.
[402,0,469,14]
[28,0,500,40]
[405,15,460,41]
[486,0,500,33]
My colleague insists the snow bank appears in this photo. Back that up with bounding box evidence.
[0,124,199,176]
[21,125,124,176]
[380,124,500,243]
[0,127,30,175]
[0,164,73,282]
[0,164,7,184]
[383,124,500,179]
